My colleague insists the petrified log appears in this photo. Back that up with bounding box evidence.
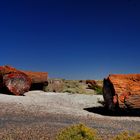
[22,71,48,90]
[3,73,31,95]
[22,71,48,83]
[86,80,101,90]
[0,66,31,95]
[103,74,140,110]
[0,65,48,95]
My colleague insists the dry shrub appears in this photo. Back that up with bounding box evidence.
[56,123,101,140]
[113,131,140,140]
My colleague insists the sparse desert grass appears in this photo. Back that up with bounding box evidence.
[62,80,87,94]
[45,79,103,94]
[96,80,103,87]
[86,80,103,95]
[56,123,101,140]
[92,86,103,95]
[45,79,64,92]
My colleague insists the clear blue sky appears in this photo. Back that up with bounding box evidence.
[0,0,140,79]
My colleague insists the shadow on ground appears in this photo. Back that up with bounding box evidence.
[0,87,16,96]
[0,83,46,96]
[84,106,140,117]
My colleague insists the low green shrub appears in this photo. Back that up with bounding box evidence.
[94,86,103,95]
[56,124,101,140]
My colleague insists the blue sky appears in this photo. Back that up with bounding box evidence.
[0,0,140,79]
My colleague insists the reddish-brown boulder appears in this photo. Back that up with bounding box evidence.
[86,80,97,87]
[103,74,140,110]
[86,80,99,89]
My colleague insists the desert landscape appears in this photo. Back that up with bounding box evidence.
[0,66,140,140]
[0,91,139,140]
[1,0,140,139]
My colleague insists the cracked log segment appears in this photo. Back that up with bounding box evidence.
[0,65,48,95]
[103,74,140,110]
[22,71,48,90]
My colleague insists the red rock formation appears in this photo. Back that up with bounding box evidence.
[23,71,48,83]
[0,65,48,95]
[103,74,140,110]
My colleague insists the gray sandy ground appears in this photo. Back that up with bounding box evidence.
[0,91,140,140]
[0,91,103,117]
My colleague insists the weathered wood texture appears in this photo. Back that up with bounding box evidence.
[0,65,48,95]
[3,73,31,95]
[22,71,48,91]
[103,74,140,110]
[22,71,48,83]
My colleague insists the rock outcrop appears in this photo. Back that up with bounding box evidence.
[103,74,140,110]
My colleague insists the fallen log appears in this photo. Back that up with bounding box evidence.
[22,71,48,83]
[0,65,48,95]
[3,73,31,95]
[86,80,97,89]
[22,71,48,90]
[103,74,140,110]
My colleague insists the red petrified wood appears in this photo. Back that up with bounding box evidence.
[103,74,140,110]
[0,65,48,95]
[86,80,97,88]
[22,71,48,83]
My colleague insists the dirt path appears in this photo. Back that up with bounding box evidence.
[0,91,139,140]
